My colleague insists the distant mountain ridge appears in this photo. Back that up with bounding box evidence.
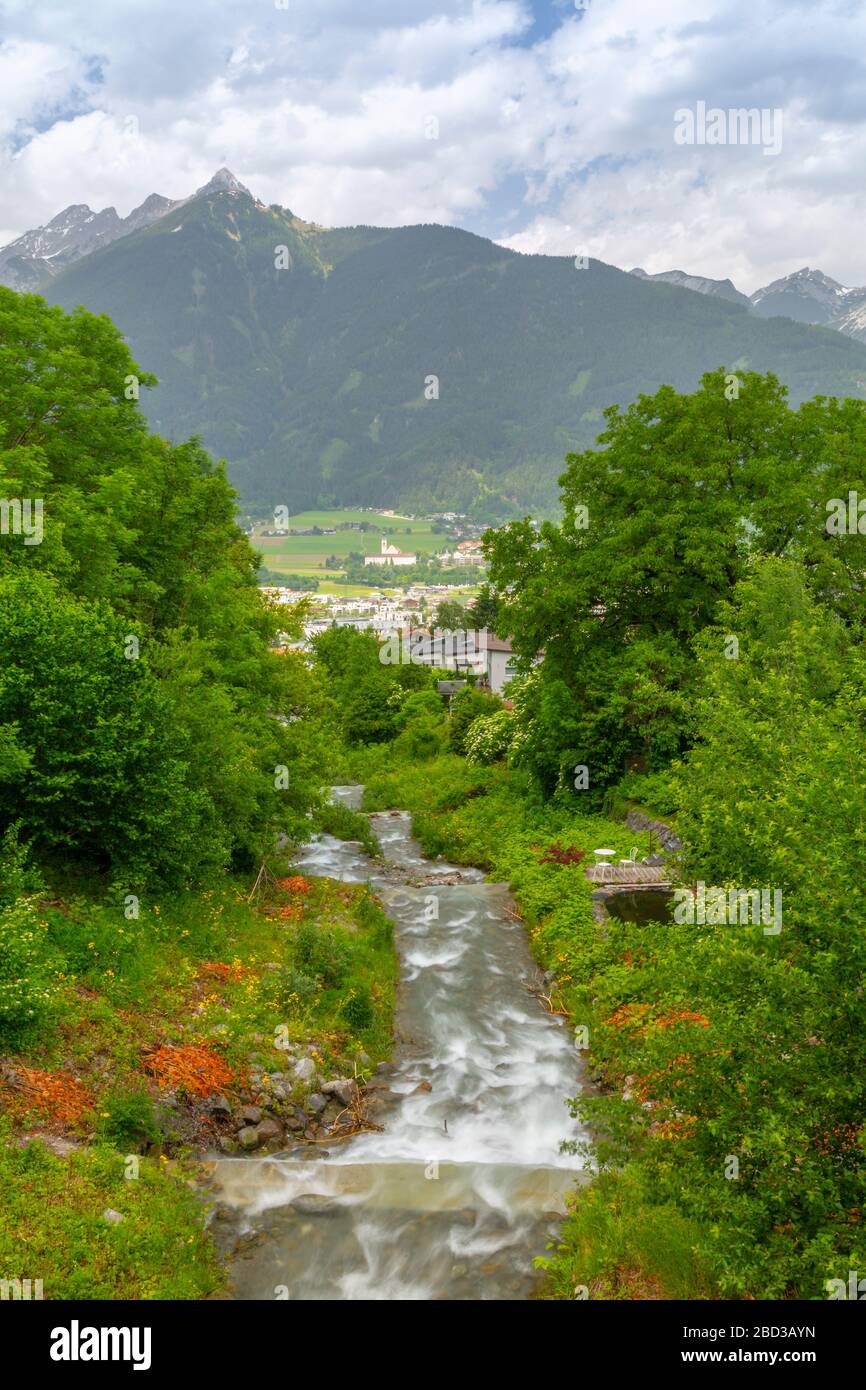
[750,267,866,340]
[630,263,866,344]
[0,169,248,292]
[630,266,750,307]
[5,170,866,518]
[0,193,179,292]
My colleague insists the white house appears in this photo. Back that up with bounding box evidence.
[364,536,417,567]
[484,634,519,693]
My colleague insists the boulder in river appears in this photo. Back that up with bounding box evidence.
[253,1119,282,1146]
[321,1078,358,1107]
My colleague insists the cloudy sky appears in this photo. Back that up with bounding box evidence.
[0,0,863,293]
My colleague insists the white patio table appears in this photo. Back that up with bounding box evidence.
[593,847,617,881]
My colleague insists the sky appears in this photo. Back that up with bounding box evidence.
[0,0,864,293]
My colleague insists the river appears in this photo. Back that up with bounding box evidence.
[208,786,588,1300]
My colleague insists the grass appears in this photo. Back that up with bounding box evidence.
[315,798,383,858]
[536,1168,715,1301]
[252,508,447,576]
[0,1126,223,1300]
[3,875,395,1112]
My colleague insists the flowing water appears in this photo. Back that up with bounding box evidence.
[209,787,588,1300]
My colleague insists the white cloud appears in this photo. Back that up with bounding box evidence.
[1,0,865,291]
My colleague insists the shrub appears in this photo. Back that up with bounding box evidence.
[0,824,43,907]
[464,709,515,765]
[340,983,374,1031]
[265,966,320,1011]
[0,897,59,1044]
[395,717,443,761]
[294,920,352,987]
[95,1090,164,1150]
[537,842,586,866]
[448,686,502,755]
[608,769,679,818]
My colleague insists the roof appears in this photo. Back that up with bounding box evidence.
[484,633,514,653]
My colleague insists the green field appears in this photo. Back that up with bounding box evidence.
[250,509,446,576]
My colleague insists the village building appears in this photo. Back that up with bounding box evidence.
[484,634,518,694]
[364,536,417,567]
[438,539,486,566]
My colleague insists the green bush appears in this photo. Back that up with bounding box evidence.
[294,920,352,987]
[448,686,502,755]
[606,769,679,818]
[265,966,320,1011]
[395,716,443,761]
[464,709,515,765]
[95,1090,164,1151]
[0,897,59,1044]
[340,983,374,1031]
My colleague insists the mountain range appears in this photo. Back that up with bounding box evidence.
[631,264,866,342]
[4,169,866,517]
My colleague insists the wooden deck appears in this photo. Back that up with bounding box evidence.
[586,864,672,886]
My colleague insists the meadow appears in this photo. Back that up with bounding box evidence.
[250,508,448,577]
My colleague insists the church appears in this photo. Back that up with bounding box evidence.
[363,536,417,567]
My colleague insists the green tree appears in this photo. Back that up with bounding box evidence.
[0,573,216,884]
[486,370,866,796]
[432,600,469,630]
[470,582,500,631]
[0,289,326,880]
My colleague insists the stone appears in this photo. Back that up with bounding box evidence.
[238,1105,263,1125]
[284,1113,305,1132]
[321,1078,359,1107]
[307,1092,327,1114]
[375,1062,395,1077]
[102,1208,124,1225]
[237,1125,262,1151]
[292,1057,317,1086]
[207,1095,232,1116]
[253,1119,282,1145]
[411,1080,433,1094]
[219,1136,239,1154]
[356,1052,371,1069]
[18,1131,81,1158]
